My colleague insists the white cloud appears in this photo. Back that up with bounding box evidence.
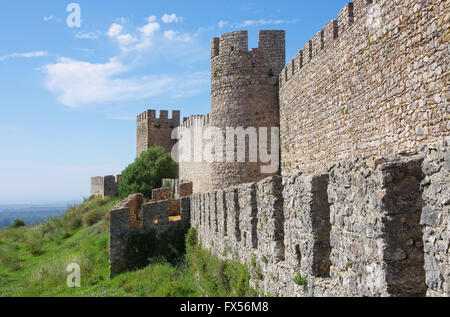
[107,23,123,37]
[163,30,191,42]
[233,18,299,27]
[163,30,177,40]
[107,23,138,51]
[0,51,48,62]
[43,15,54,22]
[20,52,48,58]
[162,13,183,24]
[138,16,160,36]
[107,16,161,52]
[218,21,228,28]
[42,57,208,108]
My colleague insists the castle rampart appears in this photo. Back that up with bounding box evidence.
[188,140,449,297]
[279,0,449,176]
[106,0,449,297]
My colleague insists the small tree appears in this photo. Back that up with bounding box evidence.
[10,219,26,229]
[118,147,178,199]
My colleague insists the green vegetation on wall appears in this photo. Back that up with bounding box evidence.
[118,146,178,199]
[124,224,189,271]
[185,227,257,297]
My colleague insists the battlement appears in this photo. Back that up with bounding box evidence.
[180,113,210,131]
[211,30,285,59]
[279,1,358,85]
[136,109,180,125]
[211,30,248,58]
[279,0,400,85]
[279,0,448,176]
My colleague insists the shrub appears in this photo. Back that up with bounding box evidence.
[9,219,26,229]
[118,147,178,199]
[0,251,23,271]
[29,242,45,256]
[185,227,198,251]
[82,209,104,227]
[293,273,307,286]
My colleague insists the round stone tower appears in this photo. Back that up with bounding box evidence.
[210,30,285,190]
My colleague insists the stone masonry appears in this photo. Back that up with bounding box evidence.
[91,175,120,197]
[129,0,448,196]
[420,139,449,296]
[279,0,449,176]
[189,142,449,297]
[161,179,194,198]
[210,30,285,190]
[177,115,212,193]
[136,110,180,158]
[106,0,449,297]
[152,187,171,202]
[110,194,191,277]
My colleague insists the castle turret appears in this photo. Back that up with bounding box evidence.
[136,109,180,157]
[210,30,285,190]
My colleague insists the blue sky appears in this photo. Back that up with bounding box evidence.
[0,0,349,203]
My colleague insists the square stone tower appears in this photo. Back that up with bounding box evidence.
[136,109,180,157]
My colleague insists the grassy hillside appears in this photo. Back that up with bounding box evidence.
[0,196,256,297]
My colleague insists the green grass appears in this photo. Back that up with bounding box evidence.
[185,228,257,297]
[0,196,255,297]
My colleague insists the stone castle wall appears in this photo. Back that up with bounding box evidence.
[421,140,449,296]
[178,115,212,193]
[189,141,449,297]
[279,0,449,176]
[162,179,193,198]
[136,110,180,158]
[210,30,285,190]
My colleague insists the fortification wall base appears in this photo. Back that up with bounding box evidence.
[189,140,449,297]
